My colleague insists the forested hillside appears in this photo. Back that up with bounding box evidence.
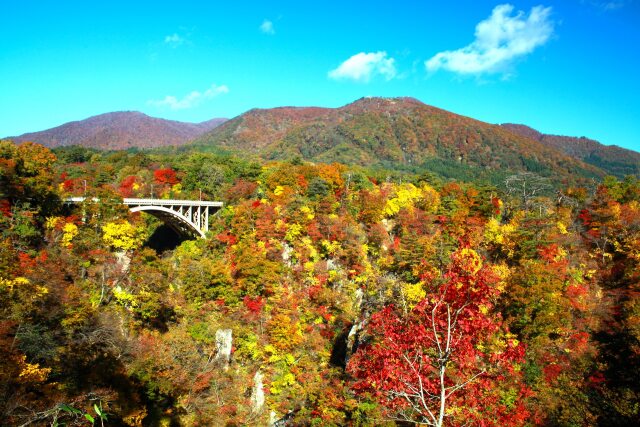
[190,97,604,184]
[501,124,640,178]
[1,140,639,426]
[9,112,227,151]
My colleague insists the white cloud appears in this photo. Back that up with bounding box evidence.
[164,33,185,47]
[583,0,633,10]
[597,1,628,10]
[425,4,554,75]
[328,51,397,83]
[147,84,229,110]
[260,20,275,35]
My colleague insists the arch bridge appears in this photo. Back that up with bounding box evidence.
[66,197,223,238]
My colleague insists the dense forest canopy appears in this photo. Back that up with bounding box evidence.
[1,139,639,426]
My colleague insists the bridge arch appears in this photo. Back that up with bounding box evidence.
[129,205,206,238]
[65,197,223,240]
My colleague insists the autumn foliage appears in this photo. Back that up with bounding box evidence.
[349,248,529,426]
[0,139,638,425]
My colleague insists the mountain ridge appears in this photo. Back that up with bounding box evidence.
[8,98,638,181]
[8,111,227,150]
[190,97,608,183]
[501,123,640,178]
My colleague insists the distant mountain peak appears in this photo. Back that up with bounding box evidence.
[343,96,426,112]
[8,112,227,150]
[190,97,607,184]
[351,96,424,105]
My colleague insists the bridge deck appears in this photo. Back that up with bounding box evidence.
[66,197,223,207]
[65,197,223,238]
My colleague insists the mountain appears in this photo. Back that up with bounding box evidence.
[190,97,605,183]
[501,124,639,178]
[8,112,227,150]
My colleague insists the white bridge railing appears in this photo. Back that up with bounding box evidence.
[65,197,223,238]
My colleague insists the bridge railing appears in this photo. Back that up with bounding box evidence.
[66,197,223,207]
[123,198,223,207]
[65,197,223,238]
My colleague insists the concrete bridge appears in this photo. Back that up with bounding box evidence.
[66,197,223,238]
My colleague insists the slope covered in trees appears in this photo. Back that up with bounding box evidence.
[9,112,227,150]
[1,139,639,425]
[190,97,605,184]
[501,123,640,178]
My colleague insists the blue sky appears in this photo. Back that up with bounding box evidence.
[1,0,639,151]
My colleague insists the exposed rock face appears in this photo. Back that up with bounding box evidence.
[115,250,131,273]
[343,287,368,365]
[354,287,364,310]
[214,329,233,366]
[381,218,395,233]
[269,411,278,426]
[271,410,295,426]
[346,319,366,364]
[281,242,293,267]
[251,370,265,413]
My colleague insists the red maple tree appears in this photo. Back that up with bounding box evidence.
[348,248,530,426]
